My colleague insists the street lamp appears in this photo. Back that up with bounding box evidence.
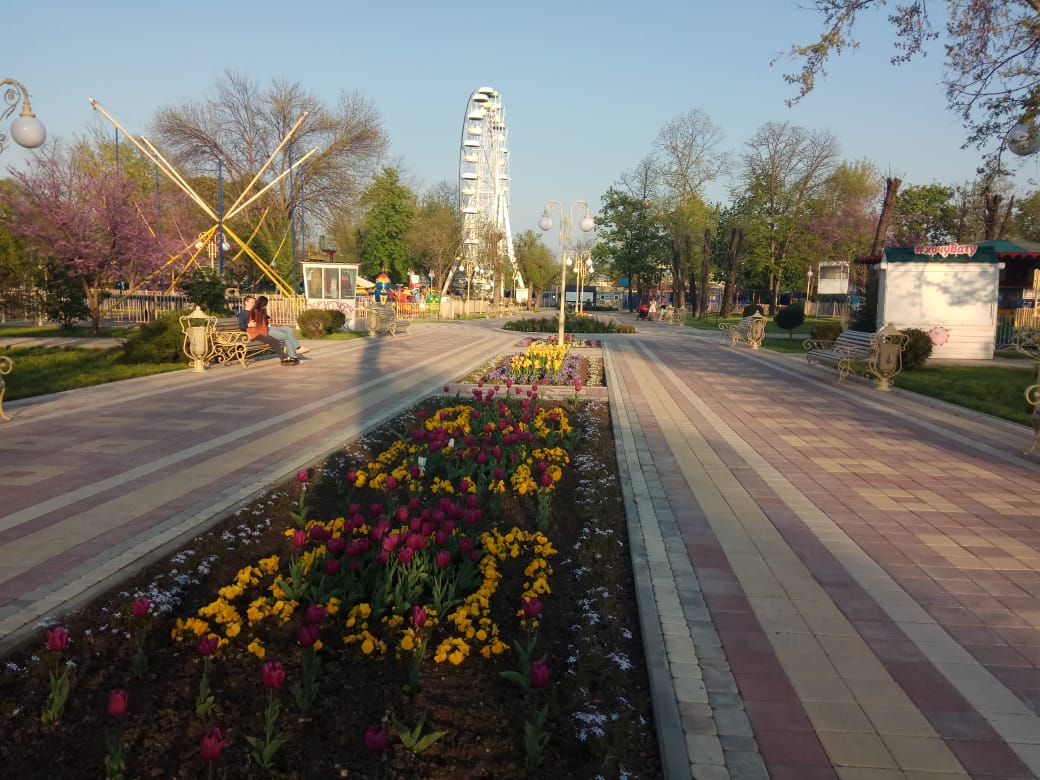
[0,78,46,154]
[539,200,594,346]
[196,235,231,271]
[806,267,815,303]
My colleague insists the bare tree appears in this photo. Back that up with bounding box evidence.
[150,70,388,269]
[408,187,462,299]
[741,121,840,307]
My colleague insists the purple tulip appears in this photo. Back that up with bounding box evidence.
[530,661,551,689]
[365,723,390,752]
[131,597,151,617]
[200,727,227,761]
[306,604,327,625]
[522,598,543,619]
[262,661,286,689]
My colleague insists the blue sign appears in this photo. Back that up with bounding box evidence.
[620,277,630,288]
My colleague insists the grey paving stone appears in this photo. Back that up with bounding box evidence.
[714,707,753,737]
[724,750,769,780]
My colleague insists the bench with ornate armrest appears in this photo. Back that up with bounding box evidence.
[210,317,276,368]
[366,303,410,337]
[804,324,908,390]
[0,355,12,421]
[719,313,766,349]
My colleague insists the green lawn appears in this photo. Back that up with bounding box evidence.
[2,346,186,401]
[684,312,832,336]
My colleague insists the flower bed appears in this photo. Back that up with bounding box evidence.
[0,390,658,778]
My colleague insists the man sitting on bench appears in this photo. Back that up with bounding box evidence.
[238,295,308,361]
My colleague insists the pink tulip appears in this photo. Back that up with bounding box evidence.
[108,688,128,716]
[198,634,220,657]
[297,469,309,483]
[412,605,427,628]
[131,596,151,617]
[46,626,69,652]
[365,723,390,752]
[346,469,357,484]
[522,598,543,619]
[262,661,286,689]
[386,475,398,490]
[530,661,551,689]
[397,546,415,564]
[200,727,227,761]
[436,550,451,568]
[292,529,308,548]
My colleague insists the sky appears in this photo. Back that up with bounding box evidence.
[5,0,1039,245]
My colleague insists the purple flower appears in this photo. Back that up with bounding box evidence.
[46,626,69,652]
[530,661,551,689]
[262,661,286,689]
[365,723,390,752]
[131,597,151,617]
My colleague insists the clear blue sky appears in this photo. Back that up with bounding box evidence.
[6,0,1037,241]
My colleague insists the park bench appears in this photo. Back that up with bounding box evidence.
[804,325,909,390]
[210,317,275,368]
[719,313,766,349]
[0,355,12,421]
[366,303,410,337]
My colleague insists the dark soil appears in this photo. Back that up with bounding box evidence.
[0,392,660,779]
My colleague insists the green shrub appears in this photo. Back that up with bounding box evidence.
[742,304,764,317]
[327,309,347,332]
[900,327,934,371]
[179,268,230,314]
[297,309,332,339]
[121,310,190,364]
[773,303,805,337]
[811,321,843,344]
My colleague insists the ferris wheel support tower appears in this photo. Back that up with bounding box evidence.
[458,86,526,302]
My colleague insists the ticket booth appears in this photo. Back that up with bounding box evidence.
[302,262,361,331]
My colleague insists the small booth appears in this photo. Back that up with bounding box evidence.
[302,262,362,331]
[875,243,1003,360]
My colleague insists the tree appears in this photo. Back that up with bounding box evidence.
[892,184,958,245]
[513,230,555,308]
[779,1,1040,153]
[595,186,670,308]
[1013,190,1040,240]
[358,168,416,282]
[1,143,176,333]
[151,70,388,281]
[774,302,805,339]
[740,121,841,308]
[408,188,462,297]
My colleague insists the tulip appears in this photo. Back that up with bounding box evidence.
[346,469,357,484]
[298,623,320,648]
[324,558,341,576]
[522,597,543,619]
[398,546,415,564]
[292,529,307,548]
[530,661,551,689]
[326,535,346,555]
[108,688,128,716]
[46,626,69,652]
[306,604,327,625]
[411,605,427,628]
[297,469,309,483]
[262,661,286,689]
[386,475,398,490]
[436,550,451,568]
[365,723,390,752]
[198,634,220,657]
[131,597,151,617]
[200,727,228,761]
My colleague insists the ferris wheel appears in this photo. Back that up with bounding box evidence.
[458,87,526,301]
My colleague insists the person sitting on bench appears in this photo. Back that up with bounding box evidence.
[244,296,299,365]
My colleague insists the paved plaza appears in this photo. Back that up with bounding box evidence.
[2,318,1039,779]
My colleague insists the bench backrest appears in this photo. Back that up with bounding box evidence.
[834,330,877,352]
[215,317,242,332]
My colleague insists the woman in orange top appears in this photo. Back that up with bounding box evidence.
[247,296,298,365]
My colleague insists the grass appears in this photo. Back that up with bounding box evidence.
[683,311,831,336]
[0,324,136,338]
[2,346,186,401]
[891,365,1036,425]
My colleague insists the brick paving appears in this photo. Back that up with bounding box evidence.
[3,317,1040,779]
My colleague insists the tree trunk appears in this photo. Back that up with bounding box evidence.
[699,227,711,319]
[870,177,901,257]
[984,193,1003,241]
[721,226,744,319]
[998,195,1016,240]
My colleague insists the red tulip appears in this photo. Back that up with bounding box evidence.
[386,475,398,490]
[108,688,128,716]
[46,626,69,652]
[522,598,542,619]
[292,529,308,548]
[365,723,390,752]
[306,604,327,625]
[262,661,286,689]
[197,634,220,657]
[131,597,151,617]
[297,469,309,483]
[530,661,551,689]
[435,550,451,569]
[346,469,357,484]
[200,727,227,761]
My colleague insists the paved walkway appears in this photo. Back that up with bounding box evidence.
[3,318,1040,779]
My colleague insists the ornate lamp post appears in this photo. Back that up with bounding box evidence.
[0,79,46,154]
[195,235,231,271]
[575,251,593,315]
[806,267,814,302]
[539,200,594,346]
